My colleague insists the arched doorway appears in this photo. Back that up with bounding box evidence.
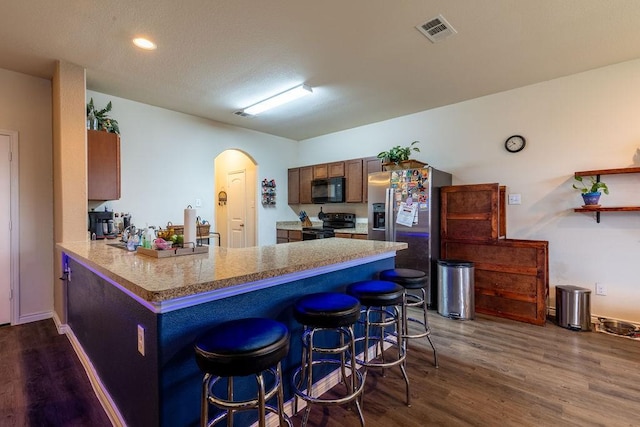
[214,150,257,248]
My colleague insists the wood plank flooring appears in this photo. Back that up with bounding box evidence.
[292,312,640,427]
[1,313,639,426]
[0,320,111,427]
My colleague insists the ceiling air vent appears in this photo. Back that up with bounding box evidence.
[416,14,457,43]
[234,110,254,118]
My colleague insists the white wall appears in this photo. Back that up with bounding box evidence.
[0,68,53,322]
[87,91,300,246]
[299,59,640,323]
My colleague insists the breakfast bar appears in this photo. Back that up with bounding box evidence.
[56,239,406,427]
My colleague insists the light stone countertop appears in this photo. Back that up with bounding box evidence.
[57,239,406,305]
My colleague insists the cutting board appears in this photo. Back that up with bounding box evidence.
[137,245,209,258]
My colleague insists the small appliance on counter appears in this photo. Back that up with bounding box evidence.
[88,210,117,239]
[302,212,356,240]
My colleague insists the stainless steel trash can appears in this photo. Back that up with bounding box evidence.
[437,260,475,320]
[556,285,591,331]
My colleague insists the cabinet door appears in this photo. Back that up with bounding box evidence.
[299,166,313,204]
[288,230,302,242]
[287,168,300,205]
[88,130,120,201]
[313,164,328,179]
[345,159,363,203]
[328,161,345,177]
[363,157,382,203]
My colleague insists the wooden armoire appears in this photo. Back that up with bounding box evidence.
[440,183,549,326]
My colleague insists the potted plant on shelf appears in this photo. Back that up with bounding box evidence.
[573,175,609,206]
[377,140,425,170]
[86,98,120,134]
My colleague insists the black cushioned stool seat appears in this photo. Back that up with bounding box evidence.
[195,318,291,427]
[379,268,428,289]
[292,292,365,427]
[293,292,361,328]
[346,280,410,405]
[379,268,438,367]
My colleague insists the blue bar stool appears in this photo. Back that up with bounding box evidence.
[379,268,438,367]
[194,317,292,427]
[346,280,410,406]
[292,292,365,427]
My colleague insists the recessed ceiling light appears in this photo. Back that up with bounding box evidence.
[132,37,157,50]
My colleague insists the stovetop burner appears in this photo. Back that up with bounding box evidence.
[302,212,355,240]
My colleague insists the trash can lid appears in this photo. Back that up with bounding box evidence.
[437,259,474,267]
[556,285,591,293]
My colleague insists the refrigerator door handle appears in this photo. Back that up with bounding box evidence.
[385,188,394,242]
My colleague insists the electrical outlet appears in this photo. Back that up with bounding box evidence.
[195,198,202,207]
[137,324,145,356]
[595,283,607,296]
[508,194,521,205]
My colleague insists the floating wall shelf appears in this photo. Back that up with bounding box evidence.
[573,167,640,223]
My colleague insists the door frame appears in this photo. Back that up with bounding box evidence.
[1,129,19,325]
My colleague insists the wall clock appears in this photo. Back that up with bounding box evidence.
[504,135,526,153]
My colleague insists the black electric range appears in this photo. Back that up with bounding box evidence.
[302,213,356,240]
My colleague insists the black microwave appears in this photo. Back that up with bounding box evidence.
[311,177,345,203]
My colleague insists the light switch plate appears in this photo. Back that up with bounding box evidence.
[195,198,202,207]
[508,194,521,205]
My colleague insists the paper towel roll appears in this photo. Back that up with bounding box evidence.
[184,207,197,246]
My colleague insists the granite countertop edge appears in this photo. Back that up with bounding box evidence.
[57,239,406,303]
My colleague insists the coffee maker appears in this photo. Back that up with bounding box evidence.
[88,210,116,239]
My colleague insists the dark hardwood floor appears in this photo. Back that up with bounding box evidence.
[0,320,111,427]
[1,313,639,427]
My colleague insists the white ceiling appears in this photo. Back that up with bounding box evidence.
[2,1,640,141]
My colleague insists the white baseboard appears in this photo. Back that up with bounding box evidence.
[547,307,640,328]
[52,312,69,334]
[63,326,125,427]
[17,310,52,325]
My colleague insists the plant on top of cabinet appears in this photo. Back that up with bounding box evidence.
[377,140,420,164]
[572,175,609,206]
[87,98,120,134]
[377,141,425,170]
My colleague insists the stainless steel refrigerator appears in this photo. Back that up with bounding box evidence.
[368,167,452,308]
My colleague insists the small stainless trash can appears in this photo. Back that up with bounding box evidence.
[437,260,475,320]
[556,285,591,331]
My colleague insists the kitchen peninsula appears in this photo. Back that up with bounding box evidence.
[56,238,406,427]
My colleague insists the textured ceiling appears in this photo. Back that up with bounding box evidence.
[2,1,640,140]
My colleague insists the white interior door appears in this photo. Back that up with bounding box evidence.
[0,135,11,325]
[227,170,247,248]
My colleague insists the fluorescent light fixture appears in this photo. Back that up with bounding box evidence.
[133,37,157,50]
[243,84,313,115]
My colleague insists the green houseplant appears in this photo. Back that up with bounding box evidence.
[86,98,120,134]
[377,141,424,170]
[573,175,609,206]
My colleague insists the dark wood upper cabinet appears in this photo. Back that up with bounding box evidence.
[288,157,381,205]
[299,166,313,204]
[287,168,300,205]
[88,130,120,201]
[328,161,345,178]
[313,164,327,179]
[345,159,363,203]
